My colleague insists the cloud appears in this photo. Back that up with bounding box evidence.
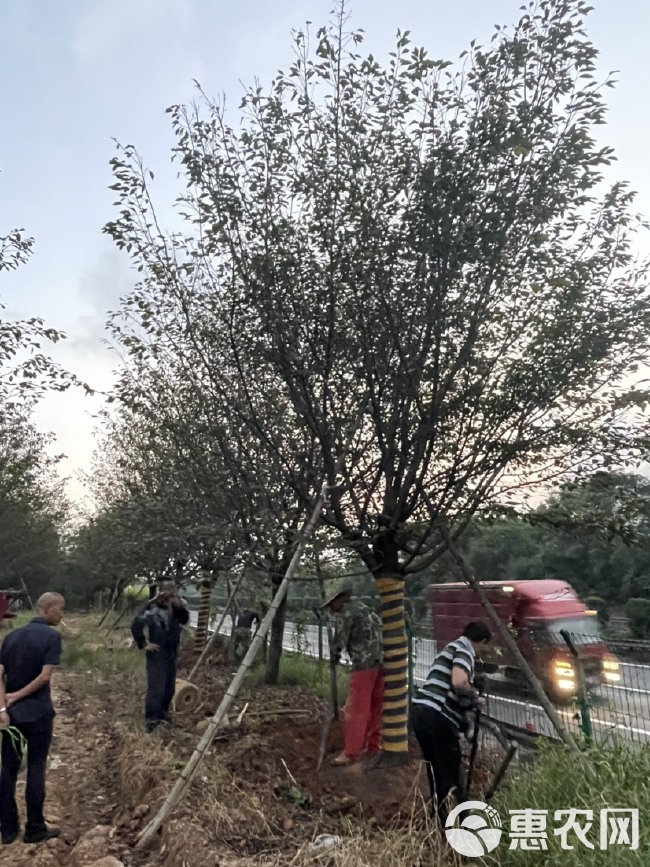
[65,245,134,357]
[71,0,204,102]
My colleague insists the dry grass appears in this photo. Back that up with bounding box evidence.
[116,727,180,808]
[190,763,276,841]
[55,615,464,867]
[268,810,456,867]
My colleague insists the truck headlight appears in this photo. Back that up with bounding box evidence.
[603,658,620,682]
[554,661,575,679]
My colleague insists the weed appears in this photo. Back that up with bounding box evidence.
[62,633,95,670]
[252,652,348,702]
[494,741,649,864]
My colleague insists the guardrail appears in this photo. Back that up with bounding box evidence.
[187,595,650,747]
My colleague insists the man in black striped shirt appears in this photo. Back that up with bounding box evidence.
[411,621,491,825]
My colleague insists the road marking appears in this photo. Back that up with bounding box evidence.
[608,684,650,696]
[486,692,650,737]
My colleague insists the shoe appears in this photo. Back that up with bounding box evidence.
[332,753,354,766]
[1,830,19,845]
[23,826,60,844]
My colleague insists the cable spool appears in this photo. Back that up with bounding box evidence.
[173,678,201,714]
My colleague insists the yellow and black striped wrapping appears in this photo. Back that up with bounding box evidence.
[376,576,409,754]
[194,582,211,654]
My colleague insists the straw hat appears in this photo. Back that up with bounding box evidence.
[320,582,353,609]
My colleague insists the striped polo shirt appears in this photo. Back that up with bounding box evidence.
[412,635,476,728]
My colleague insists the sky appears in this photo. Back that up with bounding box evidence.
[1,0,649,507]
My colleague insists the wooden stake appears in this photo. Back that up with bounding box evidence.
[439,524,596,778]
[19,576,34,611]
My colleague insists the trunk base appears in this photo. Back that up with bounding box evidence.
[365,750,409,771]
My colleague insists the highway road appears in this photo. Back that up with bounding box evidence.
[189,609,650,745]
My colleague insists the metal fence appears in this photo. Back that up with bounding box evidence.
[189,592,650,748]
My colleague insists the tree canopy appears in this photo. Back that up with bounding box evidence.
[1,190,78,600]
[97,0,650,754]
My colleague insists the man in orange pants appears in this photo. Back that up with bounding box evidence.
[323,587,384,765]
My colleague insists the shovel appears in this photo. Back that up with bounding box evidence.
[317,656,339,771]
[485,741,518,800]
[465,705,481,796]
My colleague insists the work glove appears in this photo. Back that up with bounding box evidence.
[456,688,479,713]
[473,674,486,695]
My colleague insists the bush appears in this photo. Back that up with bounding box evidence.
[624,598,650,640]
[123,584,149,601]
[495,743,650,865]
[585,595,610,628]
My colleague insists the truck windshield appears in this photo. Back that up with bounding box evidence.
[541,617,602,645]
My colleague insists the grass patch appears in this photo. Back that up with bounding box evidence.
[251,651,349,702]
[59,617,144,726]
[61,622,143,678]
[493,742,649,864]
[2,611,35,630]
[61,632,96,669]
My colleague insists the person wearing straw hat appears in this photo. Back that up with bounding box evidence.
[322,584,383,766]
[131,580,189,733]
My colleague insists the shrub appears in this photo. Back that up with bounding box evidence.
[625,598,650,640]
[585,595,610,628]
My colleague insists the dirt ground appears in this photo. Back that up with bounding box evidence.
[0,618,494,867]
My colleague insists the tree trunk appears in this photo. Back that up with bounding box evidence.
[373,529,409,761]
[375,575,409,761]
[194,580,212,655]
[264,572,287,684]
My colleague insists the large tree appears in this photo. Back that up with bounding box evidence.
[1,184,80,600]
[90,349,319,679]
[105,0,650,757]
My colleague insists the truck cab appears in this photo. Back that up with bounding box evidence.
[0,590,25,623]
[428,579,620,701]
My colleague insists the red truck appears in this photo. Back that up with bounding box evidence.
[0,590,24,623]
[428,579,620,701]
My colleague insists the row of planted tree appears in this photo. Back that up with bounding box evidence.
[4,0,650,756]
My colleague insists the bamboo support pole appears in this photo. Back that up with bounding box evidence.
[97,576,121,628]
[107,578,149,633]
[136,484,329,847]
[136,401,368,848]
